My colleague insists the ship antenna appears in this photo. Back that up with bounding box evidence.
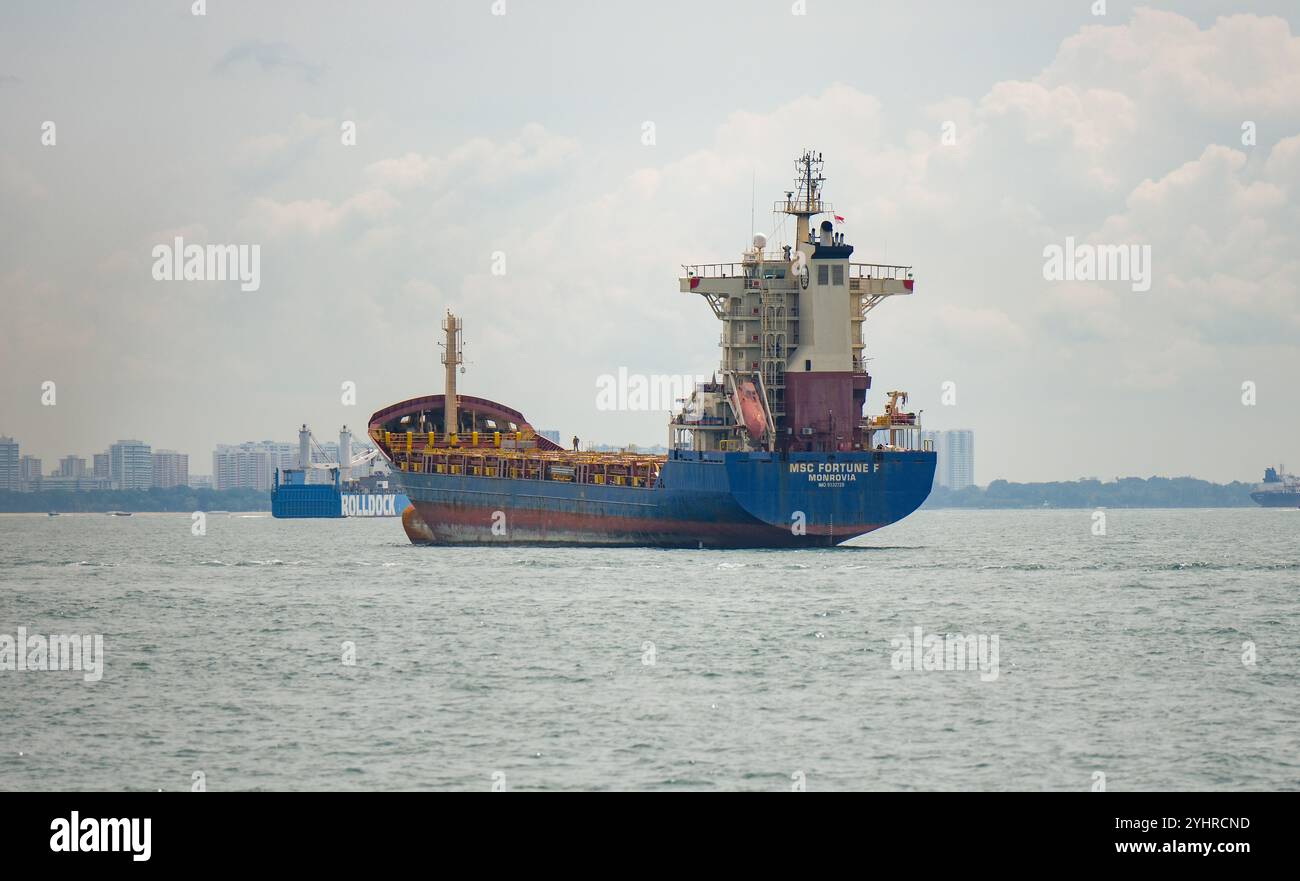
[750,168,756,245]
[778,149,829,247]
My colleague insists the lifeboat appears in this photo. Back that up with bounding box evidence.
[732,380,767,442]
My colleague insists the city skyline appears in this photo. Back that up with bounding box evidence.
[0,425,659,481]
[3,2,1299,483]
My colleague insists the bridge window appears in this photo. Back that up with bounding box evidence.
[832,265,844,285]
[817,265,829,285]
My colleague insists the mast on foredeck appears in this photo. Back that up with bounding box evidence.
[440,310,464,435]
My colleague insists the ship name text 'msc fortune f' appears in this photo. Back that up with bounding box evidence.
[369,152,936,547]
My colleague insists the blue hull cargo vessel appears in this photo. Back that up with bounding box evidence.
[1250,466,1300,507]
[271,424,410,519]
[370,152,936,547]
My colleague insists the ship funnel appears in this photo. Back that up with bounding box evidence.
[339,425,352,483]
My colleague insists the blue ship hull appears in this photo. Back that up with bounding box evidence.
[271,483,410,519]
[1250,490,1300,508]
[393,449,935,547]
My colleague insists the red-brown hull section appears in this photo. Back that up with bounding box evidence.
[404,500,882,548]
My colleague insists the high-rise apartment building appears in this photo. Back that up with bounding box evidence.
[151,450,189,488]
[0,437,18,492]
[109,440,153,490]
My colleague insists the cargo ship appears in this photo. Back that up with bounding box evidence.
[369,152,936,547]
[271,424,409,518]
[1250,466,1300,508]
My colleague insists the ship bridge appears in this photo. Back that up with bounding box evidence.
[675,151,920,456]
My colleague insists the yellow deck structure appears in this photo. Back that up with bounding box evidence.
[373,429,665,488]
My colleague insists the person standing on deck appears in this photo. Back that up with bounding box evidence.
[572,435,580,452]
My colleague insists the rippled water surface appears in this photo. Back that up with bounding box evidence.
[1,509,1297,791]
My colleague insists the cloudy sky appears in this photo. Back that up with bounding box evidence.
[2,0,1298,483]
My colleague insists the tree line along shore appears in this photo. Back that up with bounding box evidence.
[924,477,1257,509]
[0,487,271,513]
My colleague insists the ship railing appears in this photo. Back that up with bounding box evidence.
[683,257,792,279]
[848,263,913,280]
[863,420,930,452]
[684,263,746,279]
[383,439,666,465]
[392,446,665,488]
[774,198,832,216]
[379,429,541,453]
[866,414,919,427]
[685,261,909,281]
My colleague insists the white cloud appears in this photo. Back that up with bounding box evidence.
[242,189,399,238]
[1043,10,1300,117]
[363,123,579,191]
[230,114,333,176]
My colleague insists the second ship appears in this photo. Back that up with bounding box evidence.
[1250,466,1300,507]
[270,424,409,518]
[369,152,937,547]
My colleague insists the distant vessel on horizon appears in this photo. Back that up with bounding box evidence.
[270,424,410,518]
[1250,466,1300,508]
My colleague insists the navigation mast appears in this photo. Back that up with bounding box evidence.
[440,310,464,435]
[778,150,831,246]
